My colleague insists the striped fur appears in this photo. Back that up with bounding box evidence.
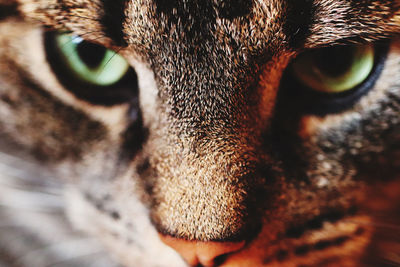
[0,1,399,266]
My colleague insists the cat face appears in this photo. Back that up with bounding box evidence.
[0,0,400,266]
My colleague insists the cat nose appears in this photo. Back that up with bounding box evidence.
[159,234,245,267]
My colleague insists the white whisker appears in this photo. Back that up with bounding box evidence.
[16,238,114,267]
[0,183,64,211]
[344,219,400,231]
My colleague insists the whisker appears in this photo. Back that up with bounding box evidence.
[0,222,26,229]
[380,258,400,267]
[16,238,113,267]
[95,47,124,79]
[44,250,116,267]
[0,150,56,182]
[0,174,64,212]
[0,194,63,212]
[59,34,112,69]
[344,219,400,231]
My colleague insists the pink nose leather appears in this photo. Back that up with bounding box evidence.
[159,234,245,267]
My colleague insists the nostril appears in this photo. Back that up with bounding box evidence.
[213,253,229,266]
[158,234,245,267]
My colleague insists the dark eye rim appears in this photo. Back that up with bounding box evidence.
[279,42,390,116]
[44,31,138,106]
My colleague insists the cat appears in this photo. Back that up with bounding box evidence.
[0,0,400,266]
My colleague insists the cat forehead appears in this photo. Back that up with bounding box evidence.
[154,0,254,19]
[93,0,398,67]
[16,0,399,51]
[122,0,306,51]
[122,0,288,53]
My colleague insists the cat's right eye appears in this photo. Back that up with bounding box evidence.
[45,32,138,106]
[54,34,130,87]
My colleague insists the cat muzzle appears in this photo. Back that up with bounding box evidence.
[158,233,245,267]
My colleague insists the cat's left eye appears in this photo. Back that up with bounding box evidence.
[45,32,138,106]
[280,42,388,115]
[291,44,375,94]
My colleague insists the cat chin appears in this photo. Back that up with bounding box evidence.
[64,187,186,267]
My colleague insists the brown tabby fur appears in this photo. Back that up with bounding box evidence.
[0,0,400,266]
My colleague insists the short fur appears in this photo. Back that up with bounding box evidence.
[0,0,399,266]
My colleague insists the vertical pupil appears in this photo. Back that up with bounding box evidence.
[76,41,107,69]
[313,46,355,78]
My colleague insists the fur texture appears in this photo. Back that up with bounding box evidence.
[0,0,399,266]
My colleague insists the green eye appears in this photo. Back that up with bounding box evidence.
[291,44,375,93]
[45,32,138,106]
[55,34,129,86]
